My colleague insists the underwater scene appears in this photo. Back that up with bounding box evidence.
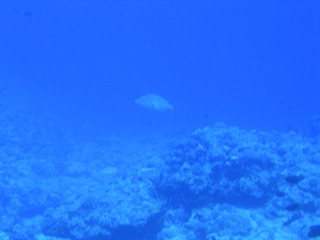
[0,1,320,240]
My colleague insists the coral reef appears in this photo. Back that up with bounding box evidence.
[0,96,319,240]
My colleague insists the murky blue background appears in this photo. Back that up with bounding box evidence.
[1,1,319,135]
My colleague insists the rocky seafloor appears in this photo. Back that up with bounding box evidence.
[1,98,320,240]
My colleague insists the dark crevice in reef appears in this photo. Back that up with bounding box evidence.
[42,213,163,240]
[110,213,163,240]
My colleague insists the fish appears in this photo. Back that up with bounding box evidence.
[135,94,173,111]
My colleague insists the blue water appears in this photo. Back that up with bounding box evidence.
[0,1,319,240]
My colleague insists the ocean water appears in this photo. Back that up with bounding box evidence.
[0,1,319,240]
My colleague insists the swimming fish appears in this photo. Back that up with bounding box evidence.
[135,94,173,111]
